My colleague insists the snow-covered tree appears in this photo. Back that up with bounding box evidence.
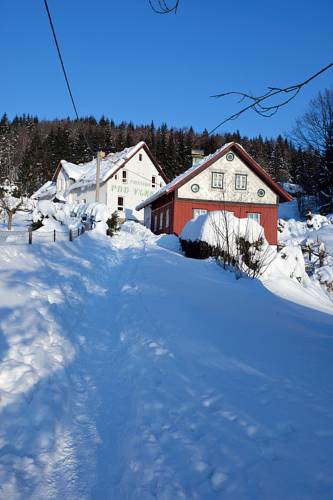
[0,179,23,230]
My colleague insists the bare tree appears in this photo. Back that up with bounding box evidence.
[292,88,333,212]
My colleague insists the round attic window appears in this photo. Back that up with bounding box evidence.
[257,188,265,198]
[191,183,200,193]
[226,152,234,161]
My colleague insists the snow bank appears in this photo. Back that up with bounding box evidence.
[32,200,56,221]
[279,213,333,244]
[278,213,333,301]
[0,221,333,498]
[267,244,309,285]
[181,210,267,250]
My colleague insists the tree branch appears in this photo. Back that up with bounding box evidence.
[208,62,333,135]
[148,0,180,14]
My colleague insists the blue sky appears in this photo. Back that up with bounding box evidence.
[1,0,332,138]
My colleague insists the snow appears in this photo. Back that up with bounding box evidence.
[60,161,91,181]
[31,181,56,200]
[1,222,333,499]
[280,182,304,195]
[64,142,147,191]
[181,210,267,249]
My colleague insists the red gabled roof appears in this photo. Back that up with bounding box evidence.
[136,142,292,210]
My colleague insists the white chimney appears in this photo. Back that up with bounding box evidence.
[191,149,205,166]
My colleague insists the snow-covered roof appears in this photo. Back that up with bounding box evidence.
[280,182,304,195]
[62,142,151,192]
[31,181,57,200]
[136,143,234,210]
[60,161,90,181]
[136,142,293,210]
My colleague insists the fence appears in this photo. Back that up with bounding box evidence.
[0,226,85,245]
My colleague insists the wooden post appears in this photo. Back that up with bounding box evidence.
[54,229,56,242]
[69,229,73,242]
[28,228,32,244]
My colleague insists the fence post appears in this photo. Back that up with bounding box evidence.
[69,229,73,242]
[28,228,32,245]
[54,229,56,242]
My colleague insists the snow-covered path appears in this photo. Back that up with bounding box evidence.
[1,226,333,499]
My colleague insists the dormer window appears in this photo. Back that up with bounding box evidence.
[235,174,247,190]
[122,170,127,183]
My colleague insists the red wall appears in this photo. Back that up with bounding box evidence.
[151,201,174,234]
[173,199,278,244]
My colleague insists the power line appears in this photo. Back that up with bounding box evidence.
[43,0,94,154]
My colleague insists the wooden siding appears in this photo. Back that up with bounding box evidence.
[173,199,278,245]
[151,196,175,234]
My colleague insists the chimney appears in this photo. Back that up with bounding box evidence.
[191,149,205,166]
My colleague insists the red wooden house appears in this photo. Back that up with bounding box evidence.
[136,142,292,245]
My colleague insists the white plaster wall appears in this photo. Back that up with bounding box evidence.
[106,148,165,221]
[56,168,75,196]
[177,152,277,205]
[66,149,164,222]
[56,169,67,193]
[68,183,107,205]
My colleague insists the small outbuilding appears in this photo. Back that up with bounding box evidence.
[136,142,293,245]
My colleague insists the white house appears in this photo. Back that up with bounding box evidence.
[37,142,167,222]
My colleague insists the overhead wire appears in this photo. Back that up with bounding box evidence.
[43,0,94,155]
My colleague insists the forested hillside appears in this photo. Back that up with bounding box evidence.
[0,113,320,195]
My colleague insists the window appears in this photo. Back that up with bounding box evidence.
[159,211,163,230]
[114,174,117,180]
[211,172,224,189]
[152,176,156,188]
[122,170,127,183]
[193,208,207,218]
[247,213,260,224]
[166,208,170,228]
[154,214,158,231]
[235,174,247,190]
[118,196,124,211]
[139,153,143,161]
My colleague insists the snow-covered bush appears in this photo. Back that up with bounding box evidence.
[180,211,275,278]
[306,212,330,230]
[270,245,309,284]
[314,265,333,296]
[83,202,110,234]
[278,212,333,300]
